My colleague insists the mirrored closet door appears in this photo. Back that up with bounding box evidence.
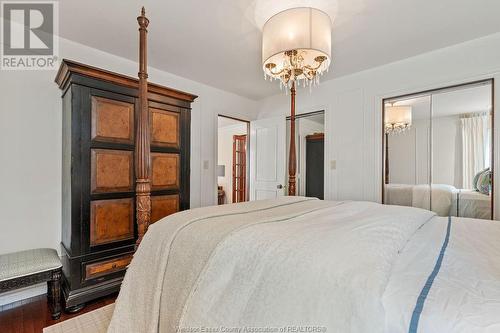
[383,80,494,219]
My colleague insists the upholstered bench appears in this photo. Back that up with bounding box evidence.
[0,248,62,319]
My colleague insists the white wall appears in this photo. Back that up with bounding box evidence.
[0,37,258,304]
[258,32,500,219]
[217,123,248,203]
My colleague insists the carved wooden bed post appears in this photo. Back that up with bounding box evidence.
[288,81,297,196]
[136,7,151,246]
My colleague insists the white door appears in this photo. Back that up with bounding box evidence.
[249,116,286,200]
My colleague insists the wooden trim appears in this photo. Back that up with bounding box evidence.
[218,114,250,201]
[55,59,197,103]
[218,114,250,124]
[286,110,325,120]
[232,135,247,203]
[305,133,324,141]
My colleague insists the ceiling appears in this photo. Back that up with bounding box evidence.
[389,83,492,120]
[58,0,500,100]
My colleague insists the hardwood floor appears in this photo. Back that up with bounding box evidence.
[0,293,117,333]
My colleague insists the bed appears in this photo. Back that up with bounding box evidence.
[107,197,500,333]
[451,190,491,219]
[385,183,491,218]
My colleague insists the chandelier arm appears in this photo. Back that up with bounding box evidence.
[266,68,286,76]
[289,52,296,67]
[304,61,325,71]
[302,70,314,80]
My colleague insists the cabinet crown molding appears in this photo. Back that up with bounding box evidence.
[55,59,198,103]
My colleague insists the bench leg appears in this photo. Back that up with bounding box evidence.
[47,269,62,320]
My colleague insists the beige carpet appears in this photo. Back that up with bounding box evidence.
[43,304,115,333]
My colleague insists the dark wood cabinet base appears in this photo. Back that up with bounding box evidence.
[65,303,86,313]
[62,276,123,311]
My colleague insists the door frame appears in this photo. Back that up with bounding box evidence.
[217,114,251,202]
[381,78,495,219]
[286,110,326,197]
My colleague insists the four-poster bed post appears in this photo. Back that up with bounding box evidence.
[136,7,151,245]
[288,82,297,196]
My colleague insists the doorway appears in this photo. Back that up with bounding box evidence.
[286,110,325,199]
[217,115,250,204]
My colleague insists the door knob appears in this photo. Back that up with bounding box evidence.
[277,184,283,189]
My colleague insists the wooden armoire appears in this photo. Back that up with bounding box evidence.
[55,59,196,309]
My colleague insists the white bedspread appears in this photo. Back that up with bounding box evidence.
[108,197,435,333]
[385,184,457,216]
[383,216,500,332]
[453,190,491,219]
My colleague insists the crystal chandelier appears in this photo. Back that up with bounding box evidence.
[259,6,333,196]
[384,105,412,134]
[262,7,332,91]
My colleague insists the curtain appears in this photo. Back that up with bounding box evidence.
[461,113,490,189]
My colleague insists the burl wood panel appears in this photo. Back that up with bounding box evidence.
[84,254,133,280]
[90,198,134,246]
[151,108,180,148]
[91,96,134,144]
[151,153,180,190]
[151,195,179,223]
[91,149,134,193]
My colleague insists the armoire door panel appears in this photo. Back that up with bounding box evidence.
[151,152,180,190]
[90,198,134,246]
[151,195,180,223]
[151,107,180,148]
[91,149,134,193]
[91,96,134,144]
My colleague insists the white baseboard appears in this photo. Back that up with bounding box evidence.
[0,283,46,306]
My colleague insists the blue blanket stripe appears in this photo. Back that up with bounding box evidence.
[408,216,452,333]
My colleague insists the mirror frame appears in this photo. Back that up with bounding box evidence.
[381,78,495,219]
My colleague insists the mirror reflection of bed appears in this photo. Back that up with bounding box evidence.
[383,80,493,219]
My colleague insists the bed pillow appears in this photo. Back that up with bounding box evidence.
[476,168,492,195]
[473,168,489,191]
